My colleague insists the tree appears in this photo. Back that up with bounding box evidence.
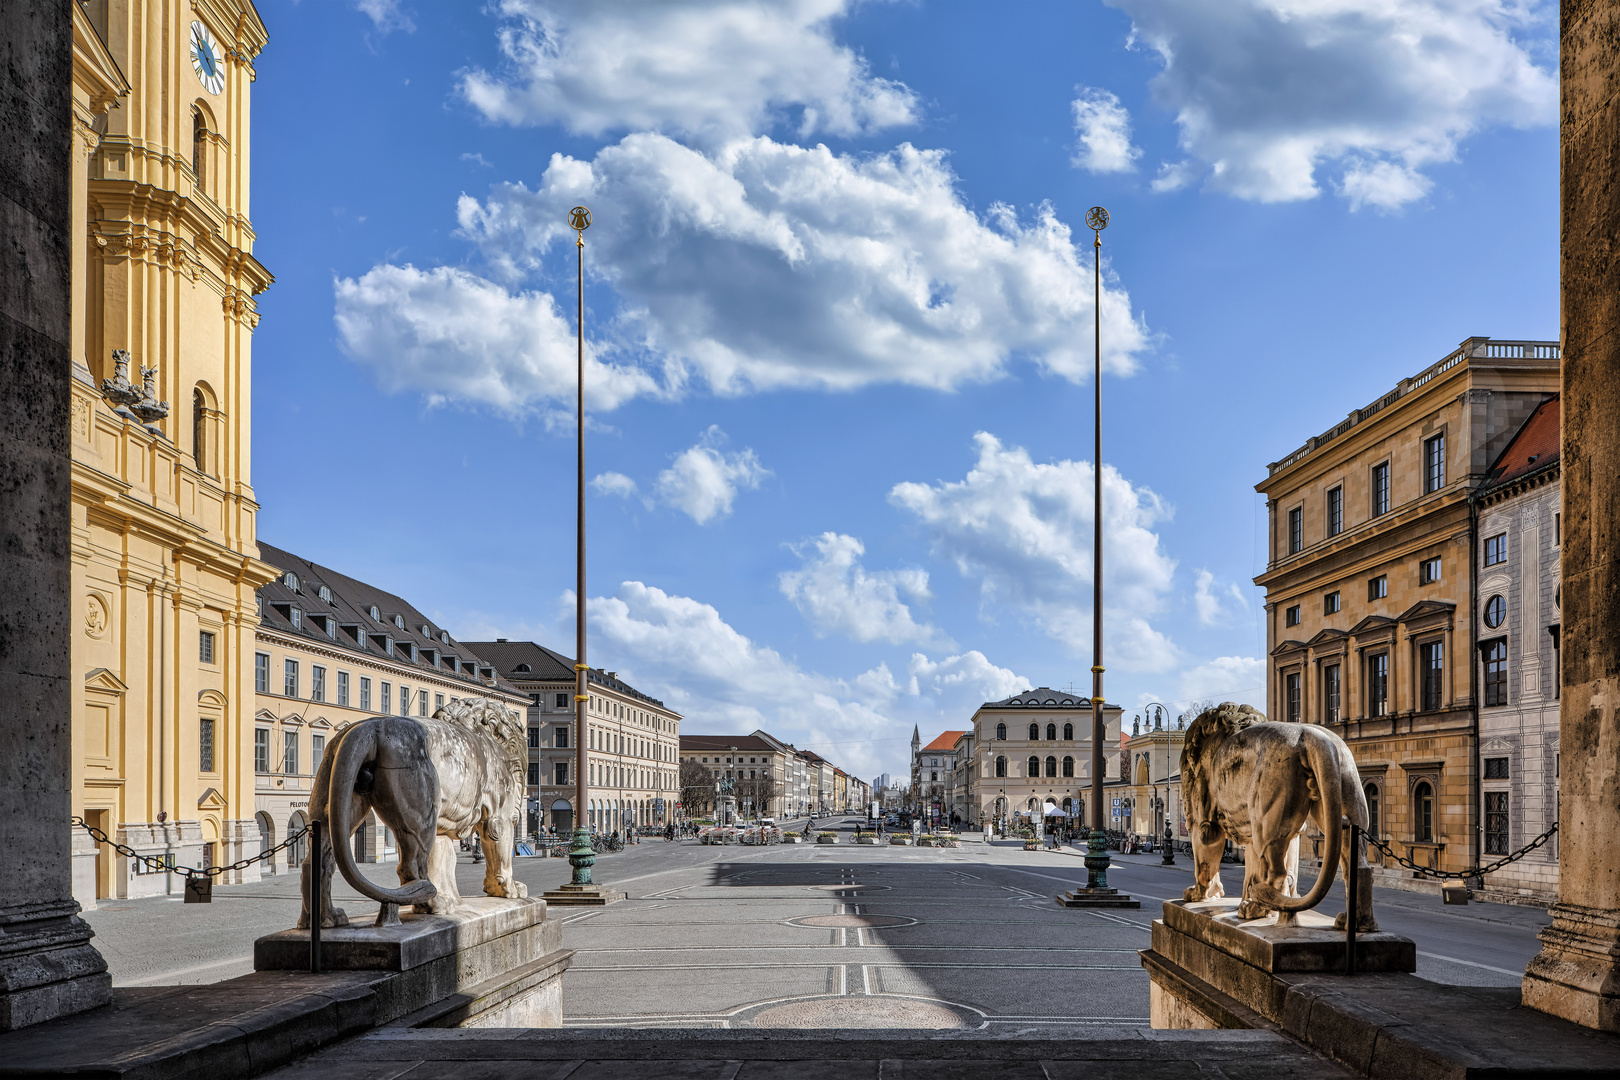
[679,758,714,819]
[1178,699,1217,727]
[737,771,781,819]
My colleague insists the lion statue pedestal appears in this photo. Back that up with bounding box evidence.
[1139,703,1416,1030]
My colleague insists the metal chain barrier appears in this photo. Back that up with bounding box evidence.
[71,815,309,879]
[1363,821,1558,880]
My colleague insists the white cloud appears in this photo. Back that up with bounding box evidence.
[779,533,940,645]
[356,0,414,33]
[591,471,640,499]
[461,152,495,169]
[906,651,1027,702]
[1193,569,1249,626]
[653,426,769,524]
[1176,655,1267,712]
[459,0,918,145]
[585,580,906,776]
[1071,87,1141,174]
[332,264,662,419]
[451,133,1149,398]
[1112,0,1556,208]
[889,432,1179,671]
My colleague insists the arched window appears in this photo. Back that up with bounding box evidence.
[192,388,206,472]
[515,663,531,673]
[192,108,207,191]
[1062,755,1074,777]
[1026,756,1040,777]
[1063,722,1073,740]
[1028,722,1039,741]
[1413,782,1434,842]
[282,571,298,590]
[1046,722,1057,741]
[995,723,1006,740]
[1364,783,1380,839]
[1045,755,1057,777]
[995,755,1006,777]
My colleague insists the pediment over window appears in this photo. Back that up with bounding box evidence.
[280,713,305,727]
[84,668,129,695]
[255,708,279,722]
[1304,628,1349,649]
[1397,599,1456,625]
[197,786,227,811]
[309,715,333,729]
[197,688,227,709]
[1270,639,1307,657]
[1348,615,1398,636]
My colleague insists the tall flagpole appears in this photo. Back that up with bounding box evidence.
[1062,206,1135,908]
[564,206,599,892]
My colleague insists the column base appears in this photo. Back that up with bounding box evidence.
[542,883,627,906]
[1522,902,1620,1033]
[0,901,112,1032]
[1058,888,1140,908]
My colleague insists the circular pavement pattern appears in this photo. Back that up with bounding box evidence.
[789,913,917,928]
[737,995,976,1029]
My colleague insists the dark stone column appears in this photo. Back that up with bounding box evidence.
[1522,0,1620,1033]
[0,0,112,1030]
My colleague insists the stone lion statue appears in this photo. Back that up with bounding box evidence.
[1179,703,1377,931]
[299,696,529,929]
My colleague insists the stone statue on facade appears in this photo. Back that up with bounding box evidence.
[1178,702,1377,931]
[299,696,529,929]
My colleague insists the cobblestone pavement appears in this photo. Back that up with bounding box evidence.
[82,816,1550,1029]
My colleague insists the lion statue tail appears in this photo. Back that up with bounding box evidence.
[328,718,438,908]
[1252,731,1344,913]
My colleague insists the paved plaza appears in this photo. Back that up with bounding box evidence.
[82,815,1551,1031]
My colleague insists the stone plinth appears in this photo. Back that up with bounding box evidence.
[1058,888,1141,909]
[1143,898,1415,1031]
[1161,898,1415,977]
[542,882,627,906]
[255,897,571,1027]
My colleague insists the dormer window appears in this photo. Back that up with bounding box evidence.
[516,663,532,673]
[318,585,332,603]
[324,618,336,640]
[369,605,380,621]
[420,624,431,637]
[393,614,405,630]
[290,608,302,630]
[439,630,450,645]
[283,572,298,591]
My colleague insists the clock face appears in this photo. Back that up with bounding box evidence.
[190,21,225,95]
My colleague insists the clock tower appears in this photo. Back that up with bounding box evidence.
[69,0,277,905]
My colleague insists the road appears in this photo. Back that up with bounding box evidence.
[81,815,1550,1028]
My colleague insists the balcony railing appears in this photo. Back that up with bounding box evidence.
[1266,338,1559,476]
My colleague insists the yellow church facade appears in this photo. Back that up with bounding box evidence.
[68,0,276,904]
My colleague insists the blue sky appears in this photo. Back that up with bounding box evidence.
[250,0,1559,780]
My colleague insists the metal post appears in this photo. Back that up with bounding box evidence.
[308,820,322,974]
[567,206,597,889]
[1085,206,1111,894]
[1346,823,1359,976]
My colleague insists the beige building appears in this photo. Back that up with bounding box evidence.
[249,547,529,875]
[679,733,796,820]
[70,0,279,904]
[1119,712,1186,843]
[469,641,683,835]
[961,688,1123,830]
[799,750,835,814]
[913,730,966,829]
[1255,337,1559,877]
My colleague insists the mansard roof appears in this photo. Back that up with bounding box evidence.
[982,687,1099,708]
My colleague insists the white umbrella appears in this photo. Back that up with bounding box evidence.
[1044,805,1068,817]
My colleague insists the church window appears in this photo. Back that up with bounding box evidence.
[192,108,207,191]
[192,389,206,472]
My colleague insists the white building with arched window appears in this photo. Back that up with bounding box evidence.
[959,688,1122,833]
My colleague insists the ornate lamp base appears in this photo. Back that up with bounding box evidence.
[543,827,625,906]
[1058,828,1139,908]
